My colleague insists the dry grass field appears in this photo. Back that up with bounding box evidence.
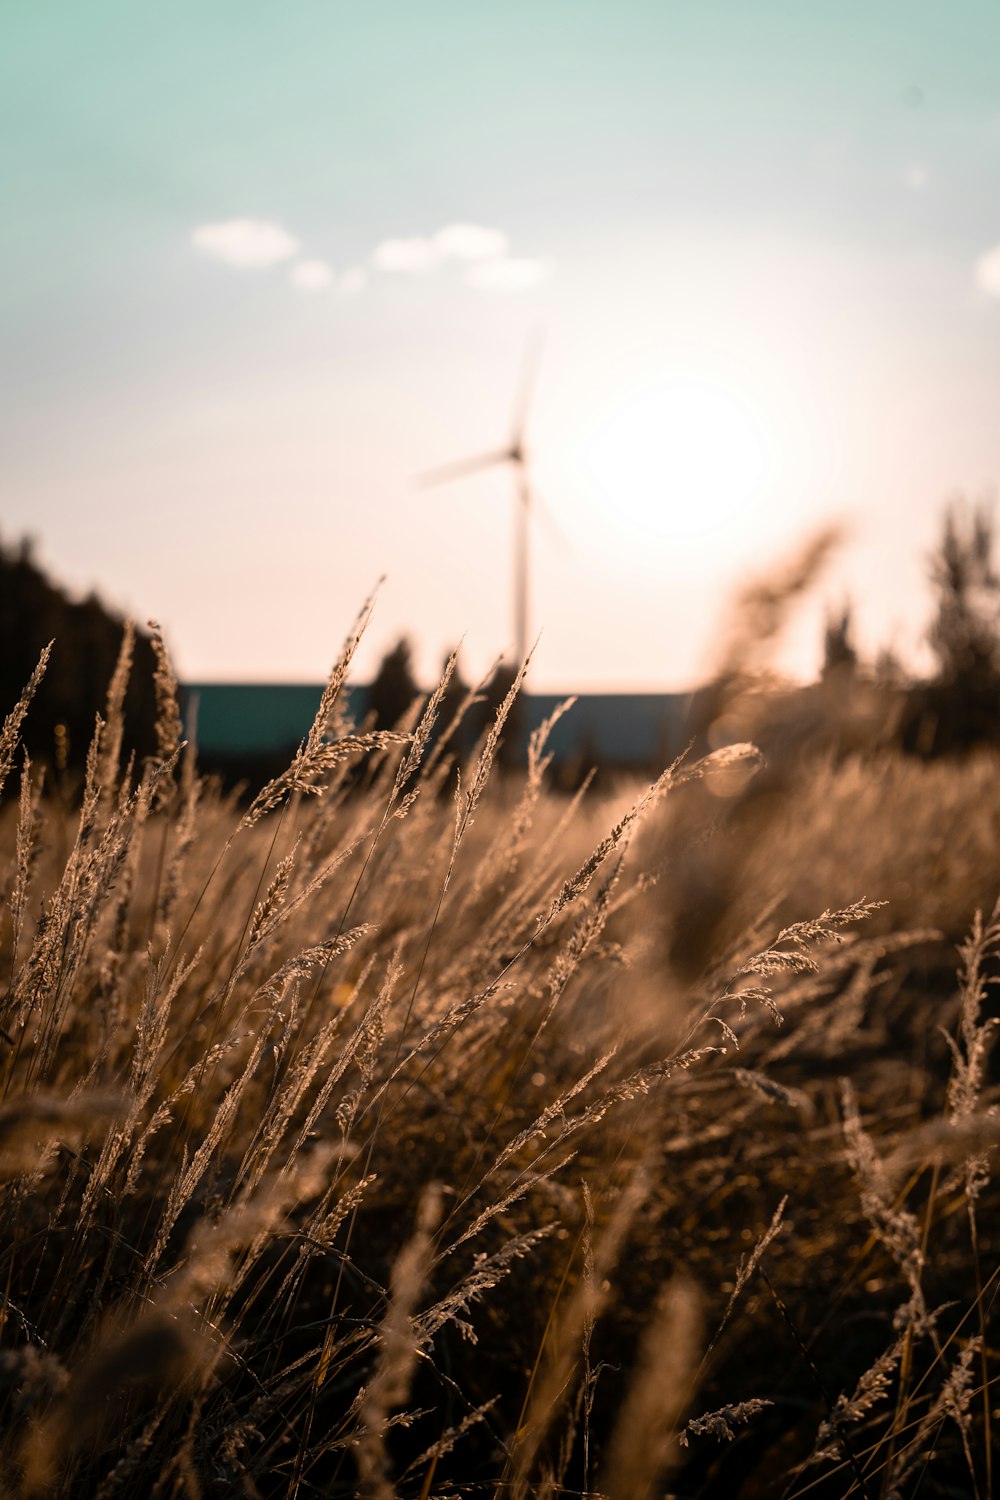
[0,607,997,1499]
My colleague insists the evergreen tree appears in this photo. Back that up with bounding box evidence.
[0,535,158,775]
[434,648,470,762]
[471,662,525,770]
[927,503,1000,688]
[821,603,858,680]
[367,637,419,730]
[902,502,1000,753]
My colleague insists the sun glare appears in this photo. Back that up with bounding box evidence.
[583,379,770,542]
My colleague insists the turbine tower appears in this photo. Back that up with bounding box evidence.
[417,333,560,669]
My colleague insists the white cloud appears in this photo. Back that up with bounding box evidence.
[465,257,552,292]
[904,164,928,190]
[289,258,333,291]
[372,225,549,291]
[976,244,1000,298]
[191,218,299,269]
[338,266,367,296]
[432,222,509,261]
[373,237,441,272]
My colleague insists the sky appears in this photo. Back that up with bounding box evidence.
[4,0,1000,690]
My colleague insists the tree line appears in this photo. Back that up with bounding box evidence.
[5,502,1000,781]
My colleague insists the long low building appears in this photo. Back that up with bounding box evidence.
[182,682,692,775]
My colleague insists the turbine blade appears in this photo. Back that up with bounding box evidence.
[414,448,513,490]
[509,326,545,449]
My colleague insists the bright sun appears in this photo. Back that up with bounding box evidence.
[583,379,770,541]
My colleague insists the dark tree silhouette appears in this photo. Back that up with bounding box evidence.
[901,502,1000,754]
[927,504,1000,685]
[470,662,526,770]
[367,636,419,731]
[431,648,471,764]
[0,536,158,776]
[821,603,858,680]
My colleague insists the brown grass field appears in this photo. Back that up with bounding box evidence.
[0,607,997,1499]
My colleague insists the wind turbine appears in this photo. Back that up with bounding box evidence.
[416,333,562,670]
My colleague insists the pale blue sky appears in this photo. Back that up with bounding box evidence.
[4,1,1000,686]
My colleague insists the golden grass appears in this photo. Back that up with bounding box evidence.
[0,623,996,1498]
